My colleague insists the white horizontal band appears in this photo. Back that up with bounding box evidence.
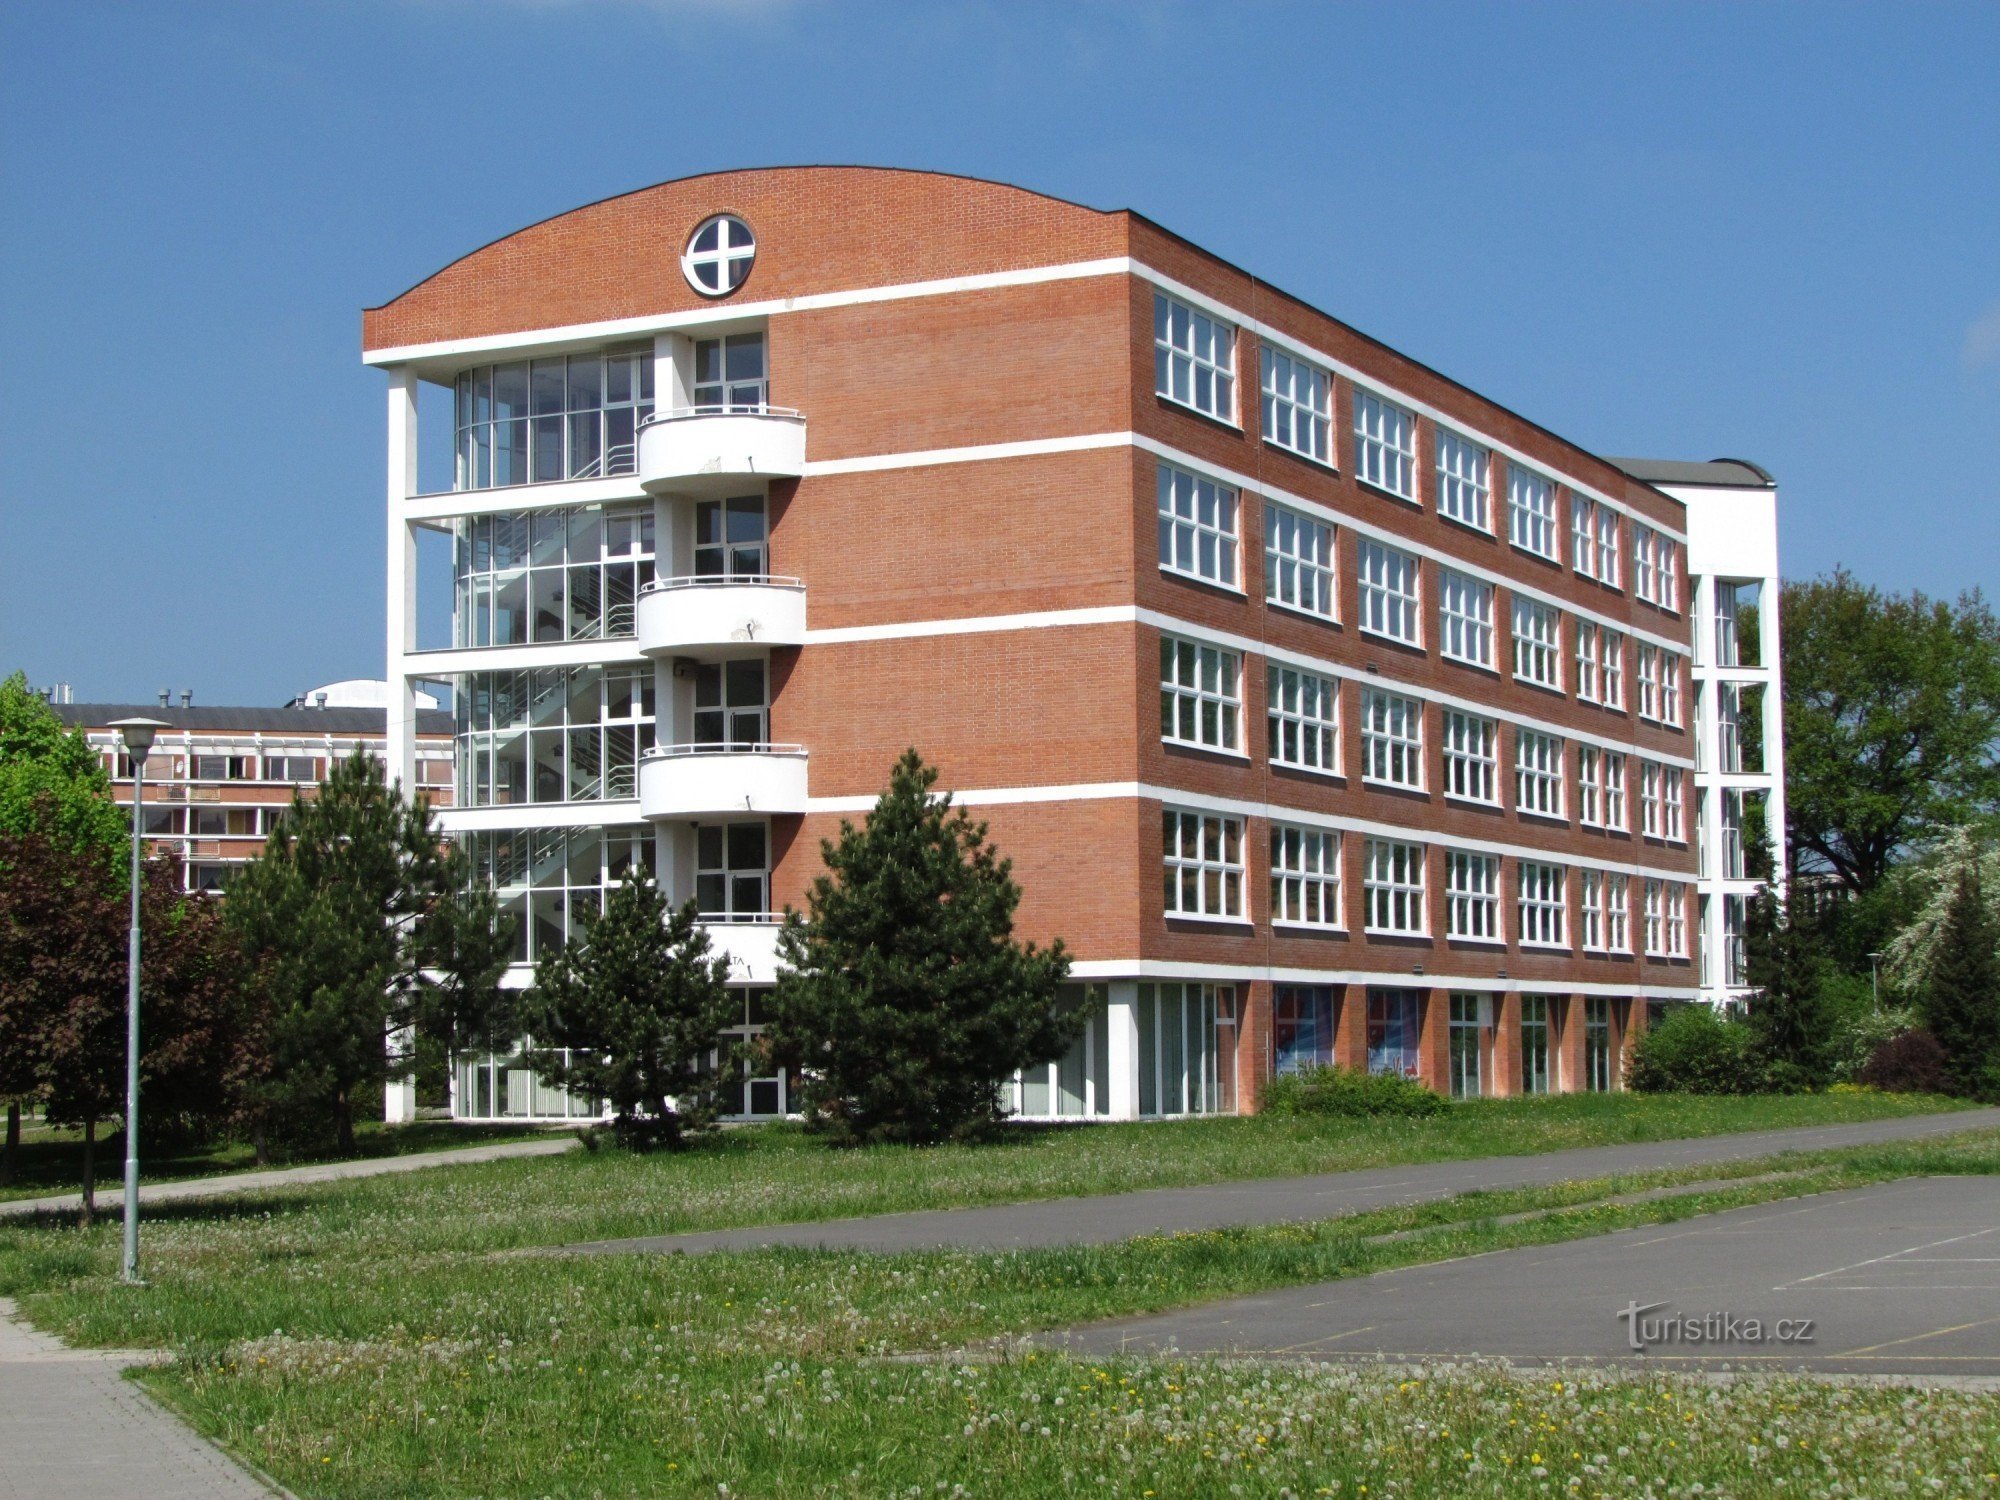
[1067,958,1698,998]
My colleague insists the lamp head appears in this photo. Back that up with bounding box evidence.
[108,716,170,760]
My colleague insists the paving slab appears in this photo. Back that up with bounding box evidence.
[0,1299,280,1498]
[555,1106,2000,1257]
[0,1135,578,1220]
[1045,1176,2000,1377]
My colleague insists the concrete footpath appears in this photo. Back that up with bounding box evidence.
[0,1298,281,1498]
[559,1107,2000,1257]
[0,1135,578,1220]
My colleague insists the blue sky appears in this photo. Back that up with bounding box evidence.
[3,1,1996,706]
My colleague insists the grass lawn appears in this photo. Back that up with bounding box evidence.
[0,1118,560,1203]
[0,1092,1994,1496]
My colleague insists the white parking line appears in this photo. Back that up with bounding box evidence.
[1778,1225,2000,1290]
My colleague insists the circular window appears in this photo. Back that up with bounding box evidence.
[682,214,756,297]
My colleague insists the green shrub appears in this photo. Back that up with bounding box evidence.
[1629,1005,1770,1095]
[1828,1003,1921,1082]
[1857,1028,1953,1095]
[1262,1064,1447,1118]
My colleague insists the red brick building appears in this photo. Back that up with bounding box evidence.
[366,167,1706,1122]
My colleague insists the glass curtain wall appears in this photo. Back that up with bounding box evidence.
[1520,996,1552,1094]
[1448,994,1483,1097]
[453,1049,601,1122]
[455,666,655,806]
[455,506,655,647]
[1135,982,1236,1116]
[455,348,653,489]
[1007,985,1113,1119]
[460,824,657,964]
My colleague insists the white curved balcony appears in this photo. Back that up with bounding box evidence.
[639,743,809,819]
[637,405,806,497]
[637,575,806,655]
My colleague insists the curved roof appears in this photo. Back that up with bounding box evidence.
[362,166,1127,354]
[1606,456,1777,490]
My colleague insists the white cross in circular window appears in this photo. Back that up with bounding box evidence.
[682,214,756,297]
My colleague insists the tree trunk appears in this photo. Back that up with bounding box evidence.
[0,1102,19,1186]
[80,1116,96,1226]
[252,1116,268,1168]
[334,1092,355,1156]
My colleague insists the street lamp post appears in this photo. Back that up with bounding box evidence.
[108,717,166,1285]
[1869,951,1884,1013]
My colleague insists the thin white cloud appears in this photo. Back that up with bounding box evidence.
[1964,300,2000,372]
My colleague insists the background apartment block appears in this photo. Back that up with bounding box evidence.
[364,167,1782,1123]
[51,680,454,892]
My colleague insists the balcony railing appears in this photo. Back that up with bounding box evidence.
[638,742,808,819]
[641,573,803,595]
[636,405,807,497]
[644,741,807,760]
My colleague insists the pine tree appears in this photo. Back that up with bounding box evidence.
[521,872,738,1150]
[767,748,1078,1145]
[1921,865,2000,1096]
[225,751,515,1153]
[1743,885,1836,1089]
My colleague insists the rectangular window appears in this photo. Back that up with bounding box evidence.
[694,495,768,579]
[692,333,767,410]
[1515,728,1565,819]
[1267,665,1340,775]
[1518,861,1567,948]
[1585,997,1613,1092]
[1572,495,1621,585]
[1602,749,1627,829]
[1660,653,1682,727]
[1582,870,1629,952]
[454,348,653,489]
[1574,620,1599,702]
[1644,880,1687,957]
[1449,993,1484,1098]
[1155,292,1236,422]
[1163,809,1244,919]
[1366,988,1423,1078]
[1635,526,1679,608]
[1135,982,1236,1117]
[1508,465,1559,559]
[1437,568,1494,668]
[1361,689,1425,789]
[264,754,317,783]
[1637,643,1662,721]
[1160,637,1242,751]
[1604,872,1630,952]
[1446,849,1501,941]
[1157,463,1240,588]
[1596,505,1622,587]
[1259,347,1331,463]
[1441,710,1498,804]
[1271,825,1342,928]
[1353,389,1417,500]
[1599,628,1625,709]
[1364,840,1427,934]
[1358,539,1421,644]
[1436,429,1491,531]
[694,821,770,919]
[1577,745,1602,825]
[1520,996,1551,1094]
[692,659,766,749]
[1273,984,1337,1075]
[1663,766,1685,841]
[1511,596,1563,690]
[1264,504,1337,619]
[1579,869,1604,950]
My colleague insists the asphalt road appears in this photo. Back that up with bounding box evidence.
[1047,1175,2000,1377]
[558,1107,2000,1257]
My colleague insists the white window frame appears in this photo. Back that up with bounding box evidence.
[1363,838,1427,935]
[1600,628,1625,709]
[1260,346,1331,464]
[1508,465,1560,560]
[1441,709,1498,805]
[1662,765,1685,841]
[1644,879,1686,957]
[1154,291,1236,423]
[1361,688,1425,790]
[1271,825,1342,929]
[1602,749,1628,830]
[1157,462,1240,589]
[1574,620,1599,703]
[1437,568,1495,669]
[1515,728,1565,820]
[1511,596,1563,692]
[1358,539,1422,646]
[1595,504,1621,588]
[1660,652,1683,727]
[1160,636,1242,752]
[1572,495,1622,586]
[1267,664,1340,776]
[1164,808,1244,920]
[1435,428,1491,531]
[1636,643,1662,722]
[1635,525,1679,610]
[1264,503,1337,620]
[1446,849,1501,942]
[1577,745,1602,826]
[1353,388,1417,501]
[1518,861,1568,950]
[1579,869,1605,951]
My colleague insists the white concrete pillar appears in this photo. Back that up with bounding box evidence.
[655,331,695,411]
[1104,980,1141,1120]
[384,367,420,795]
[1758,581,1789,886]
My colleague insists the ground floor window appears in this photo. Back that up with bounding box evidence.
[453,1045,600,1122]
[1448,993,1483,1097]
[1008,984,1112,1118]
[717,988,789,1118]
[1366,987,1422,1079]
[1585,996,1613,1092]
[1520,995,1552,1094]
[1137,982,1236,1116]
[1273,984,1337,1075]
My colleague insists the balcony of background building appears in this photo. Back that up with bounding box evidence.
[637,574,806,654]
[637,405,806,498]
[639,742,808,818]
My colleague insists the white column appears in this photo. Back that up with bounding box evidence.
[1104,980,1141,1120]
[385,367,420,795]
[655,330,694,411]
[1758,581,1789,887]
